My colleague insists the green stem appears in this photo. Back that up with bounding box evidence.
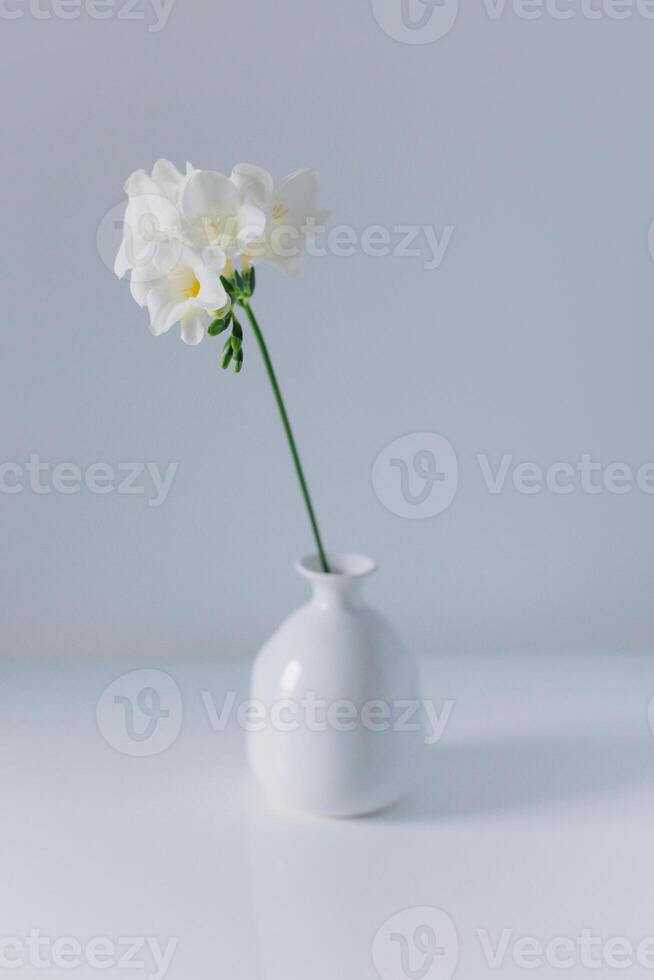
[241,301,330,574]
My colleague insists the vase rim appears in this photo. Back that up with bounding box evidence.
[295,552,378,579]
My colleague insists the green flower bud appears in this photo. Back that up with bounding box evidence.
[208,314,231,336]
[220,275,237,298]
[220,337,233,369]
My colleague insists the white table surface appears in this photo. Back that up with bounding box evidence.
[3,651,654,980]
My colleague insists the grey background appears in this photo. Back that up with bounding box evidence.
[2,0,653,658]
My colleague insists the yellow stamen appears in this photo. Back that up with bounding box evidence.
[272,203,288,220]
[183,277,201,299]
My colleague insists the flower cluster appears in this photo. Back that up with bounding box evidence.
[114,160,325,349]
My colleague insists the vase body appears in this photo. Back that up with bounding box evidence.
[247,553,422,817]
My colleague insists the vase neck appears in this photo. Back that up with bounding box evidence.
[295,552,377,610]
[308,577,366,609]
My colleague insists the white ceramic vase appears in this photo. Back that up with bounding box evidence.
[247,553,422,818]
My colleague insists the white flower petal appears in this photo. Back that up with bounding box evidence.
[150,298,190,336]
[231,163,274,207]
[180,309,209,345]
[123,168,147,195]
[124,170,162,199]
[273,169,320,226]
[237,202,267,247]
[118,194,183,280]
[146,274,182,314]
[129,272,153,307]
[152,158,183,186]
[262,250,301,277]
[146,240,186,279]
[180,170,240,225]
[259,169,325,275]
[195,266,228,312]
[114,239,129,279]
[150,159,185,204]
[200,243,228,272]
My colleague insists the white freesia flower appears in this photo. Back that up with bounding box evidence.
[230,162,274,214]
[180,168,267,267]
[114,159,194,280]
[114,159,333,577]
[114,159,327,345]
[148,158,194,203]
[131,246,229,346]
[242,168,327,276]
